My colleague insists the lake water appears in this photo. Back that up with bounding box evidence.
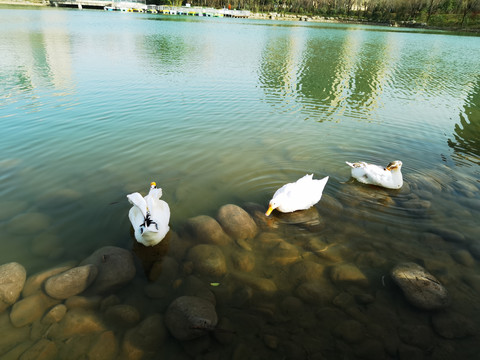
[1,6,480,359]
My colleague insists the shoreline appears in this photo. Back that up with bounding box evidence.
[0,1,46,5]
[1,1,478,34]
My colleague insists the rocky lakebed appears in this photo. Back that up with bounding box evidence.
[0,177,479,360]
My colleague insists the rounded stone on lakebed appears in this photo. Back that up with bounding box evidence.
[42,304,67,325]
[431,311,476,339]
[186,244,227,277]
[217,204,257,240]
[231,250,255,272]
[104,304,141,328]
[6,212,51,235]
[44,264,98,300]
[165,296,218,341]
[185,215,232,246]
[22,262,76,298]
[330,263,369,288]
[122,313,167,356]
[391,262,449,310]
[10,291,60,328]
[80,246,136,295]
[289,260,325,285]
[0,262,27,312]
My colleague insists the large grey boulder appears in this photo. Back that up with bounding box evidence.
[0,262,27,312]
[165,296,218,341]
[391,262,449,310]
[80,246,136,295]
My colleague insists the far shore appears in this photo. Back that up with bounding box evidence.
[1,1,478,33]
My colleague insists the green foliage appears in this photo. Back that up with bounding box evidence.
[152,0,479,29]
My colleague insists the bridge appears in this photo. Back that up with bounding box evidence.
[50,0,251,17]
[51,0,114,9]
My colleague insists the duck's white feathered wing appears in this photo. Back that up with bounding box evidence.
[127,192,147,229]
[346,161,402,189]
[127,189,171,246]
[276,174,329,212]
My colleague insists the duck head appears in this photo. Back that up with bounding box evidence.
[385,160,402,171]
[150,181,157,188]
[265,200,278,216]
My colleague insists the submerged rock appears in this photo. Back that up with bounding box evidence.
[231,272,277,294]
[22,263,76,298]
[289,260,325,285]
[231,250,255,272]
[31,232,64,260]
[431,311,476,339]
[330,263,369,288]
[429,228,465,244]
[275,207,323,229]
[44,264,98,300]
[0,262,26,313]
[217,204,257,240]
[391,262,449,310]
[10,292,60,327]
[269,241,300,266]
[451,249,475,267]
[175,275,216,305]
[80,246,136,295]
[295,280,336,305]
[42,304,67,325]
[148,256,179,282]
[66,295,102,310]
[186,244,227,278]
[398,324,434,351]
[333,319,365,344]
[104,304,141,328]
[19,338,58,360]
[256,232,284,250]
[165,296,218,341]
[88,330,118,360]
[6,212,51,235]
[48,308,106,340]
[0,313,31,355]
[122,314,166,358]
[185,215,232,246]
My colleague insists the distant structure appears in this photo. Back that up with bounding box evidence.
[51,0,115,9]
[107,0,147,11]
[51,0,249,17]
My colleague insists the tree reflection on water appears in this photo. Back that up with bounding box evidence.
[448,79,480,166]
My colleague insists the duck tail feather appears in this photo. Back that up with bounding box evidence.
[127,192,147,217]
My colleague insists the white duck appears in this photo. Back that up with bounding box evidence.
[265,174,329,216]
[345,160,403,189]
[127,182,170,246]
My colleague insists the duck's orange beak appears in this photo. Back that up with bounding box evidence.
[150,181,157,188]
[265,205,274,216]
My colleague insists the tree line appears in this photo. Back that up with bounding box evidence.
[155,0,480,28]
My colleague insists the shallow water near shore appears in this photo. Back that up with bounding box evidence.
[1,6,480,359]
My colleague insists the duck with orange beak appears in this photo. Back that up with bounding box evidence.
[265,174,329,216]
[127,182,171,246]
[345,160,403,189]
